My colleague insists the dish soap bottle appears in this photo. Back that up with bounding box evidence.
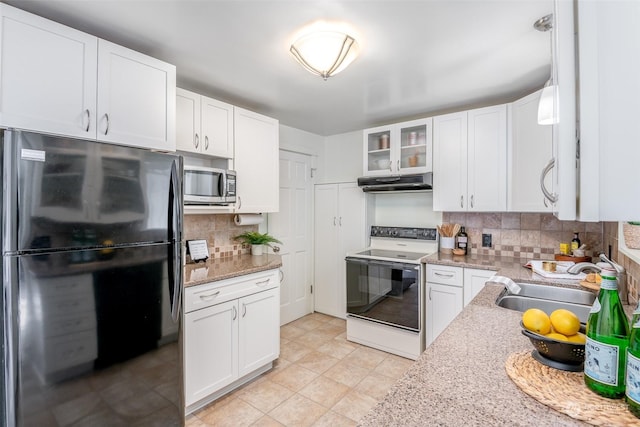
[626,303,640,418]
[584,266,630,398]
[571,232,581,254]
[456,226,468,255]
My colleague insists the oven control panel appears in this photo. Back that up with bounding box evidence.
[370,226,437,241]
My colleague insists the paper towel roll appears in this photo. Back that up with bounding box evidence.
[234,214,264,226]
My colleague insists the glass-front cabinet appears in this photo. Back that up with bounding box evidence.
[363,118,432,176]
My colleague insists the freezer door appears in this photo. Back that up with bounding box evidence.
[4,244,183,427]
[3,130,182,252]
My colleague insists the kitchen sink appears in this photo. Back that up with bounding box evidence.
[495,282,596,323]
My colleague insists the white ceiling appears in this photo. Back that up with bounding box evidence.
[6,0,554,136]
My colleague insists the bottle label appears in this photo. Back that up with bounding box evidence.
[590,298,601,314]
[627,351,640,404]
[585,337,620,386]
[458,237,467,248]
[634,318,640,329]
[600,277,618,291]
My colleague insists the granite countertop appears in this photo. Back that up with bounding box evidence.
[358,254,615,426]
[183,254,282,287]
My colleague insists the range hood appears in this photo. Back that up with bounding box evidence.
[357,172,433,193]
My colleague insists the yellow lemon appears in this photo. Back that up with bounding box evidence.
[522,308,551,335]
[545,332,569,341]
[566,332,587,344]
[550,309,581,336]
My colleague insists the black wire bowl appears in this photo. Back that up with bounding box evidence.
[521,322,586,371]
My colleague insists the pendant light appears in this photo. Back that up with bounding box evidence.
[289,21,360,80]
[534,14,558,125]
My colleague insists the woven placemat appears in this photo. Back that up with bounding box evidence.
[505,351,639,426]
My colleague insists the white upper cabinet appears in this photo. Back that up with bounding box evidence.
[0,4,98,139]
[363,118,432,176]
[96,40,175,151]
[507,90,553,212]
[233,107,279,213]
[0,4,176,152]
[433,105,507,212]
[176,88,234,158]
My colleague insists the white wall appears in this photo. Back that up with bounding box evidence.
[318,130,362,183]
[373,192,442,228]
[279,124,323,156]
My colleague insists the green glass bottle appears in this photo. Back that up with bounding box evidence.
[626,303,640,418]
[584,267,630,398]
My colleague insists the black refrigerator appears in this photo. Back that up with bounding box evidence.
[0,130,183,426]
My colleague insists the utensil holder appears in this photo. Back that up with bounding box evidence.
[440,237,455,254]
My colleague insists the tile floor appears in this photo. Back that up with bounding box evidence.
[185,312,414,427]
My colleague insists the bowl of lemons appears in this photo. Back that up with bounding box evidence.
[521,308,586,371]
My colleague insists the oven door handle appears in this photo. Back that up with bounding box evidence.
[345,257,418,270]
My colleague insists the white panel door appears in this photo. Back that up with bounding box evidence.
[336,183,366,317]
[0,4,97,138]
[433,112,467,211]
[234,107,279,212]
[467,104,507,211]
[238,288,280,376]
[269,151,313,324]
[507,90,553,212]
[313,184,339,316]
[201,96,234,158]
[184,300,238,406]
[463,268,496,307]
[176,88,200,153]
[97,39,176,151]
[426,283,463,346]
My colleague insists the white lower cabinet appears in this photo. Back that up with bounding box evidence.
[184,269,280,412]
[425,265,495,346]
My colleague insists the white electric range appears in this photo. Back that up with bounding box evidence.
[345,226,438,360]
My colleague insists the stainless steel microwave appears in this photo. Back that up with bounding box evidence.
[184,166,236,205]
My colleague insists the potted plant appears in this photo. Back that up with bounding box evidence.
[234,231,282,256]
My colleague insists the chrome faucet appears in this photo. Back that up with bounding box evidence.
[566,253,624,275]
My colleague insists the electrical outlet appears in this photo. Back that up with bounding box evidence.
[482,234,492,248]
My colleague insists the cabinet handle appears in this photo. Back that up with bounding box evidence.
[232,305,237,320]
[242,303,247,318]
[388,160,393,171]
[544,197,548,208]
[279,269,284,283]
[339,217,342,226]
[84,109,91,132]
[540,157,558,204]
[396,160,400,172]
[470,195,474,209]
[199,290,221,301]
[237,196,242,210]
[255,278,271,287]
[205,135,209,150]
[434,272,454,278]
[104,113,110,135]
[195,133,199,149]
[429,286,432,301]
[333,217,337,226]
[460,195,464,208]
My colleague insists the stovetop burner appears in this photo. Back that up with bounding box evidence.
[348,226,439,264]
[354,249,428,262]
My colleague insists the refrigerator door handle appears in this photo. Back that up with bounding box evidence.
[2,131,19,254]
[169,158,183,323]
[3,256,18,427]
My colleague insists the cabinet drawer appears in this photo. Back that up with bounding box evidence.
[185,269,279,313]
[426,265,463,286]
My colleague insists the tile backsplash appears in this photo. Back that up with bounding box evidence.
[442,212,603,260]
[183,214,257,260]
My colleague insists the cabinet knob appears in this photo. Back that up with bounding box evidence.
[84,109,91,132]
[204,136,209,150]
[194,133,199,149]
[104,113,110,135]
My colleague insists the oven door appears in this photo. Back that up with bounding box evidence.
[345,257,421,332]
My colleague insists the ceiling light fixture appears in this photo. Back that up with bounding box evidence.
[534,14,558,125]
[289,22,360,80]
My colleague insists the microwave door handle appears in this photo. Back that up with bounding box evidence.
[220,171,226,198]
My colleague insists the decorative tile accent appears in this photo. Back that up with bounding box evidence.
[183,214,258,259]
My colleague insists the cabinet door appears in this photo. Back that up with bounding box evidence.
[201,96,234,158]
[463,268,496,307]
[426,283,463,346]
[238,288,279,377]
[97,39,176,151]
[234,107,279,213]
[363,125,393,176]
[176,88,201,154]
[433,111,467,211]
[184,300,238,406]
[313,184,340,316]
[508,91,553,212]
[397,118,432,174]
[0,4,97,138]
[467,105,507,211]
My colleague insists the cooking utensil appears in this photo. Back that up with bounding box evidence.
[521,322,586,371]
